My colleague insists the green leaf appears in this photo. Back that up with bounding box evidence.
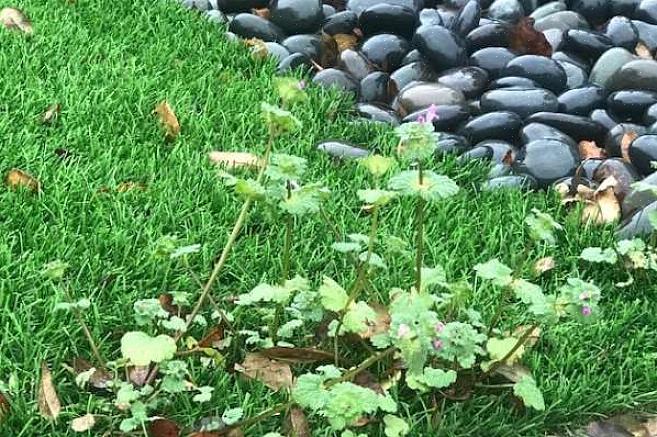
[421,266,447,290]
[474,259,513,287]
[133,299,169,325]
[42,260,69,280]
[221,407,244,425]
[388,170,459,202]
[261,102,301,134]
[279,184,324,216]
[274,77,306,106]
[422,367,457,389]
[169,244,201,259]
[332,242,362,253]
[360,154,395,178]
[342,301,377,334]
[324,382,380,430]
[580,247,618,264]
[161,315,187,333]
[54,298,91,312]
[277,319,304,338]
[513,376,545,411]
[359,252,387,269]
[348,233,370,245]
[120,332,176,366]
[649,210,657,230]
[378,394,398,413]
[151,234,179,258]
[235,178,267,201]
[525,208,563,245]
[384,415,410,437]
[292,373,330,411]
[394,122,436,162]
[357,189,397,207]
[193,386,214,403]
[511,279,550,316]
[237,283,290,306]
[616,238,646,255]
[319,277,349,312]
[266,153,307,181]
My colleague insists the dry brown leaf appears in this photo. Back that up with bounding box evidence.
[244,38,268,59]
[320,32,339,67]
[260,347,333,364]
[333,33,358,52]
[116,181,147,193]
[70,414,96,432]
[0,390,10,421]
[153,101,180,140]
[198,326,226,349]
[508,17,552,56]
[148,417,180,437]
[71,357,111,390]
[493,363,531,383]
[42,103,61,125]
[533,257,555,275]
[579,140,607,160]
[38,362,61,420]
[251,7,270,19]
[287,407,311,437]
[158,293,180,316]
[585,413,657,437]
[0,7,33,34]
[582,182,621,225]
[360,302,391,339]
[511,325,541,348]
[234,353,292,391]
[208,151,261,169]
[128,366,150,387]
[621,131,638,163]
[636,42,653,59]
[5,168,40,192]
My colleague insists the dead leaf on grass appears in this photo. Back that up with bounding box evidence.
[559,176,621,225]
[510,325,541,348]
[148,417,180,437]
[493,363,531,383]
[533,257,555,275]
[41,103,61,125]
[579,140,607,160]
[360,302,391,340]
[208,151,261,169]
[128,366,150,387]
[5,168,40,193]
[0,390,10,421]
[71,357,112,390]
[38,362,61,420]
[198,326,226,349]
[621,131,638,163]
[0,7,32,34]
[585,413,657,437]
[116,181,147,193]
[244,38,268,59]
[260,347,333,364]
[159,293,181,316]
[285,407,311,437]
[635,42,653,59]
[153,101,180,140]
[70,414,96,432]
[234,353,292,391]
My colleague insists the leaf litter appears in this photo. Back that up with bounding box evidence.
[38,362,61,420]
[153,100,180,140]
[0,7,33,34]
[234,353,293,391]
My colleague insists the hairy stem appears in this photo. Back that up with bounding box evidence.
[327,346,395,388]
[62,285,106,368]
[482,323,539,380]
[415,198,426,293]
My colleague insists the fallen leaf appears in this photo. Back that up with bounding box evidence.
[116,181,147,193]
[260,347,334,364]
[159,293,180,316]
[148,417,180,437]
[360,302,391,340]
[208,151,261,169]
[582,182,621,225]
[198,326,226,349]
[510,325,541,348]
[71,414,96,432]
[38,362,61,420]
[333,33,358,52]
[502,149,515,166]
[244,38,268,59]
[621,131,638,163]
[493,363,531,383]
[579,140,607,160]
[0,390,10,421]
[286,407,311,437]
[72,357,112,390]
[234,353,292,391]
[251,7,270,19]
[354,370,383,395]
[5,168,40,192]
[533,257,555,275]
[0,7,32,34]
[320,32,339,67]
[585,413,657,437]
[635,42,653,59]
[508,17,552,57]
[128,366,150,387]
[153,101,180,140]
[41,103,61,125]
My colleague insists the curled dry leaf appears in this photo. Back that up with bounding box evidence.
[72,357,112,390]
[5,168,40,193]
[320,32,339,67]
[333,33,358,52]
[234,353,292,391]
[508,17,552,56]
[286,407,311,437]
[635,42,653,59]
[251,7,270,19]
[128,366,150,387]
[621,131,638,163]
[42,103,61,125]
[70,414,96,432]
[159,293,180,316]
[117,181,147,193]
[533,257,555,275]
[578,140,607,160]
[511,325,541,348]
[153,101,180,140]
[0,7,32,34]
[0,390,10,421]
[198,326,226,349]
[260,347,333,364]
[148,417,181,437]
[38,362,61,420]
[493,363,531,384]
[559,176,621,225]
[208,151,261,169]
[585,413,657,437]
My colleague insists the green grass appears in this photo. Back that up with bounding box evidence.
[2,1,657,435]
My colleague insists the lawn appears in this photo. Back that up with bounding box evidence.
[1,1,657,436]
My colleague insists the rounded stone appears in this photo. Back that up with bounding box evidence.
[469,47,517,79]
[322,10,358,35]
[557,86,607,116]
[525,112,608,142]
[502,55,568,94]
[394,81,466,116]
[629,134,657,175]
[228,13,286,42]
[312,68,359,95]
[413,24,468,72]
[437,66,489,99]
[457,111,522,143]
[609,60,657,92]
[269,0,323,35]
[480,88,559,119]
[607,90,657,122]
[359,4,418,38]
[515,139,580,188]
[361,34,411,73]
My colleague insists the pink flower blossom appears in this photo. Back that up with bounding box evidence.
[581,306,592,317]
[432,339,443,350]
[435,322,445,333]
[397,323,411,339]
[417,104,438,125]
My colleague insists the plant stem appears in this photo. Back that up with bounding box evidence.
[486,289,511,337]
[281,213,293,282]
[184,260,234,332]
[415,198,426,293]
[320,205,343,242]
[226,402,291,432]
[62,284,106,368]
[327,346,395,388]
[481,323,539,380]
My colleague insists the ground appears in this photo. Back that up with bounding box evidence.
[2,0,657,436]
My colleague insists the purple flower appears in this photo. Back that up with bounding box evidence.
[432,339,443,351]
[435,322,445,333]
[424,104,438,124]
[397,323,411,339]
[581,306,592,317]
